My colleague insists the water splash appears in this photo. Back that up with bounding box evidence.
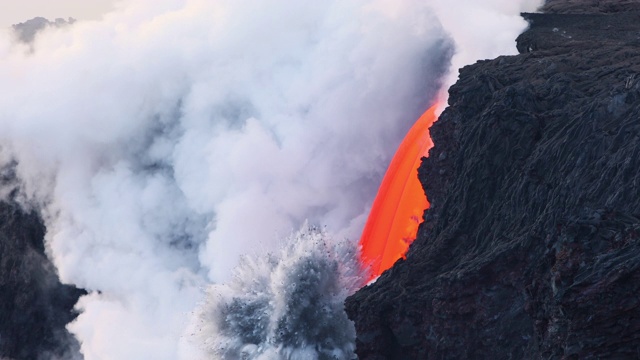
[190,226,362,360]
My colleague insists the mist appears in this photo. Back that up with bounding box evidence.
[0,0,541,359]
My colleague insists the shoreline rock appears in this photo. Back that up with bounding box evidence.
[346,2,640,358]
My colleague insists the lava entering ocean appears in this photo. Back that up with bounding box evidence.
[359,103,439,281]
[0,0,543,357]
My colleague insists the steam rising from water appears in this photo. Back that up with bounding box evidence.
[0,0,541,358]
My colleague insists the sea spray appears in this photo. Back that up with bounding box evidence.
[191,226,362,360]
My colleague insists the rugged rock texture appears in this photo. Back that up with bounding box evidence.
[0,200,85,360]
[542,0,640,14]
[347,3,640,359]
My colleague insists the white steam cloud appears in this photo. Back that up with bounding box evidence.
[0,0,541,359]
[428,0,543,101]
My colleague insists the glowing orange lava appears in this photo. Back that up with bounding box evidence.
[360,103,439,281]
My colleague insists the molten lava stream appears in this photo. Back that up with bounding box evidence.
[360,103,439,281]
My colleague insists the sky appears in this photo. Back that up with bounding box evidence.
[0,0,115,27]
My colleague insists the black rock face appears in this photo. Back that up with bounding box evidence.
[0,201,85,360]
[542,0,640,14]
[346,2,640,359]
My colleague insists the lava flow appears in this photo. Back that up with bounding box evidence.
[360,103,439,281]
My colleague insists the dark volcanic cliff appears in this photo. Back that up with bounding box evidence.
[346,3,640,359]
[542,0,640,14]
[0,199,85,360]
